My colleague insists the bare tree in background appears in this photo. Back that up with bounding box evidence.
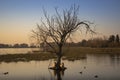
[32,5,95,70]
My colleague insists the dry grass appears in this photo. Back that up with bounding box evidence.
[0,52,56,62]
[0,47,120,62]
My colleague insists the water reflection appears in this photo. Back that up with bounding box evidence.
[0,48,40,55]
[0,53,120,80]
[87,53,120,66]
[49,69,65,80]
[109,53,120,67]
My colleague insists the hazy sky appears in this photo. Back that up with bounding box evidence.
[0,0,120,44]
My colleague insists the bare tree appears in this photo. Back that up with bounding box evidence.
[32,5,95,70]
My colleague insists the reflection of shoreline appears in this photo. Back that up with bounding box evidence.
[109,54,120,66]
[62,53,87,62]
[63,56,87,62]
[87,53,120,66]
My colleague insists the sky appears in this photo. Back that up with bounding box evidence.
[0,0,120,44]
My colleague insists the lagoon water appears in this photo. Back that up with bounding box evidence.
[0,48,40,55]
[0,49,120,80]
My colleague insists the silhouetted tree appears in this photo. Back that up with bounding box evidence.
[30,43,37,48]
[0,44,10,48]
[108,35,115,43]
[116,34,119,43]
[81,39,87,47]
[13,44,20,48]
[20,43,29,48]
[32,5,95,70]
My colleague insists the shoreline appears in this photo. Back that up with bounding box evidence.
[0,47,120,62]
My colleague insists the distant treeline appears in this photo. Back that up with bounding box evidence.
[68,34,120,48]
[40,34,120,48]
[1,34,120,48]
[0,43,37,48]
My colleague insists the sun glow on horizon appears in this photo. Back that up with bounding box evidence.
[0,0,120,44]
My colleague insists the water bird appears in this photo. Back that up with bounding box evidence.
[84,66,86,69]
[94,75,98,78]
[79,71,83,74]
[3,72,9,75]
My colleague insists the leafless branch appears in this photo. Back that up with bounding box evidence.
[32,5,95,55]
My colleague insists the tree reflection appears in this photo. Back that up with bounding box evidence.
[49,69,65,80]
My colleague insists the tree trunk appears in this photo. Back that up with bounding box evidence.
[56,44,62,70]
[56,55,62,69]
